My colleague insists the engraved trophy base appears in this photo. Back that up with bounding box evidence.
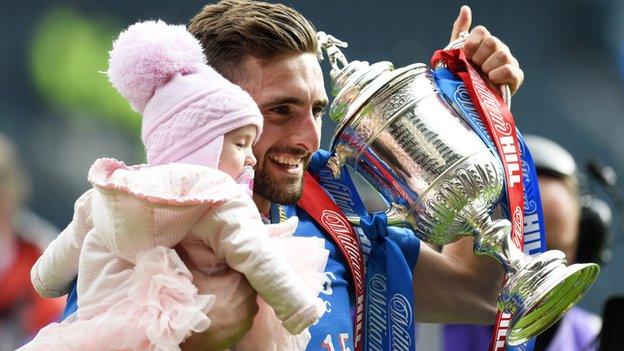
[474,219,601,346]
[501,252,600,345]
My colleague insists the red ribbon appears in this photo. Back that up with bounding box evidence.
[432,48,525,351]
[298,172,366,351]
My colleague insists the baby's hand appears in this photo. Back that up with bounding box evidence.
[265,217,299,239]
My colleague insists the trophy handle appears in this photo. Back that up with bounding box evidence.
[443,31,512,107]
[384,202,409,226]
[346,202,409,227]
[317,31,350,79]
[327,143,357,178]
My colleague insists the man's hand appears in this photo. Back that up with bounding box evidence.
[180,266,258,350]
[450,5,524,95]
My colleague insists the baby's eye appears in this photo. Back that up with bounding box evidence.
[235,141,246,148]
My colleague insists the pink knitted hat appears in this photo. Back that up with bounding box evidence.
[107,20,263,167]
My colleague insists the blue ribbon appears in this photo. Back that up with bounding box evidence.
[434,67,547,351]
[310,150,369,219]
[517,133,548,256]
[360,212,417,351]
[309,150,419,351]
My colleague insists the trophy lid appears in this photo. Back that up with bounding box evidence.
[329,60,428,150]
[317,32,428,150]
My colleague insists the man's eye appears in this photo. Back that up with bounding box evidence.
[271,105,290,115]
[313,107,326,119]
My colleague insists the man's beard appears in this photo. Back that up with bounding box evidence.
[253,148,311,205]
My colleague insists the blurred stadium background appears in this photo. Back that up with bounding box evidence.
[1,0,622,327]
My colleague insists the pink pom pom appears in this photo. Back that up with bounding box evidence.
[107,20,206,113]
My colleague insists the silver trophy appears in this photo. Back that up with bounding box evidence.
[318,32,600,346]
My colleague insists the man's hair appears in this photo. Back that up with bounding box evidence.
[188,0,318,82]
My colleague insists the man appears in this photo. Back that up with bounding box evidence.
[442,135,603,351]
[182,1,524,349]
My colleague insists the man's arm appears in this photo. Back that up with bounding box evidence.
[413,238,504,324]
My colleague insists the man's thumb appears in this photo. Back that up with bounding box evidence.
[450,5,472,43]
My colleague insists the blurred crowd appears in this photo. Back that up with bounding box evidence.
[0,134,64,349]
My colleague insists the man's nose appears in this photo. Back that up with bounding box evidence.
[289,112,320,152]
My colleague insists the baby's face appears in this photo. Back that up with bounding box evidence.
[218,125,257,179]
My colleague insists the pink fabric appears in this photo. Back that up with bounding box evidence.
[235,228,329,351]
[31,189,95,298]
[141,67,262,166]
[176,135,223,169]
[21,247,213,351]
[107,20,205,114]
[28,158,328,350]
[88,158,232,207]
[106,20,263,167]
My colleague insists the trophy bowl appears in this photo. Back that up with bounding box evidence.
[319,33,600,346]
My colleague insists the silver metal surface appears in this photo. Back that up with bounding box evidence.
[319,32,599,346]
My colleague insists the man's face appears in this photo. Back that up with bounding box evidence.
[235,53,328,206]
[539,175,581,263]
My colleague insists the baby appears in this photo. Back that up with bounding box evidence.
[20,21,328,351]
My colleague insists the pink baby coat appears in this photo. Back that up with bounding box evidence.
[26,159,328,351]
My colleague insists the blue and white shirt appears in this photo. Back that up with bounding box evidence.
[273,203,355,351]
